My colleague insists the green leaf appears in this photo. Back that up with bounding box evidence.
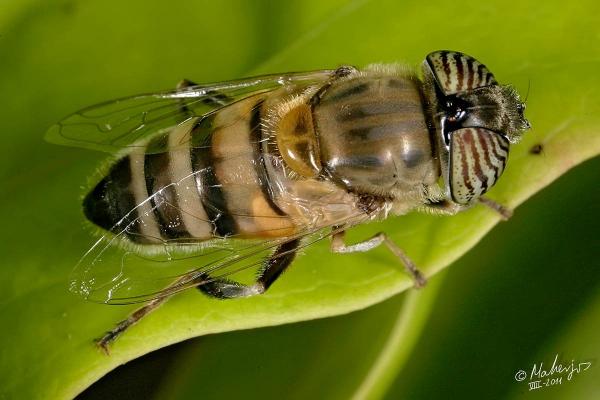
[385,156,600,399]
[82,156,600,400]
[0,1,598,399]
[152,272,446,400]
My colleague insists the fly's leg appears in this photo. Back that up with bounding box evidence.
[310,65,358,105]
[176,79,198,89]
[95,272,194,354]
[424,198,512,221]
[96,239,300,354]
[176,79,231,114]
[331,229,427,288]
[176,79,198,115]
[197,239,300,299]
[478,196,513,220]
[422,199,464,215]
[95,295,172,355]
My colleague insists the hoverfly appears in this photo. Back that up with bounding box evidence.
[47,51,530,353]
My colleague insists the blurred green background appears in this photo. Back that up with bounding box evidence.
[0,1,598,399]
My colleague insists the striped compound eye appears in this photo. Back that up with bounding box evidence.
[449,128,509,204]
[425,51,497,95]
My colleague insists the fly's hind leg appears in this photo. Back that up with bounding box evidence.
[95,272,194,354]
[95,239,300,354]
[197,239,300,299]
[95,295,170,355]
[331,229,427,288]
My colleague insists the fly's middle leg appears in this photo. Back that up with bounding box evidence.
[197,239,300,299]
[331,229,427,288]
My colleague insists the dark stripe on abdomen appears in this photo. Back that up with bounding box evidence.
[190,117,238,237]
[250,101,287,216]
[144,151,191,239]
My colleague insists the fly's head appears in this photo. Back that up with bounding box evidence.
[445,84,530,143]
[422,50,531,205]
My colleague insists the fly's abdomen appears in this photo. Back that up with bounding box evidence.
[83,119,211,243]
[84,94,296,244]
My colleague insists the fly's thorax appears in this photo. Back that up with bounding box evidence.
[311,72,439,198]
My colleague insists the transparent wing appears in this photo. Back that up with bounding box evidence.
[46,70,333,154]
[71,208,369,305]
[72,224,349,305]
[71,154,373,304]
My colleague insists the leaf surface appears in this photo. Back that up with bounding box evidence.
[0,1,598,398]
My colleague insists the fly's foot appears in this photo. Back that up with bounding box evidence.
[479,196,513,221]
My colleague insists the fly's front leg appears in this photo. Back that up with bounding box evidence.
[478,196,513,220]
[424,198,512,221]
[421,199,463,216]
[331,229,427,288]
